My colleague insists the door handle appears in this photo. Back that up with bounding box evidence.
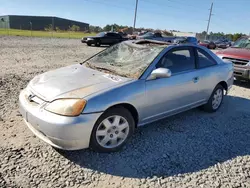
[193,77,199,83]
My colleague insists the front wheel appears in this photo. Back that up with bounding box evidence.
[95,40,101,47]
[90,107,135,152]
[202,85,224,112]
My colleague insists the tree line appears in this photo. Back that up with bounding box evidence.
[44,24,81,32]
[89,24,173,36]
[44,23,246,41]
[197,31,245,41]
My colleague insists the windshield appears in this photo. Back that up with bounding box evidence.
[232,37,250,48]
[85,42,164,78]
[142,32,154,37]
[96,32,105,37]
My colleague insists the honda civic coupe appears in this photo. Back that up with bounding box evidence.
[19,40,233,152]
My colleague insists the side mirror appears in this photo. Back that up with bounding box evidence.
[148,68,172,80]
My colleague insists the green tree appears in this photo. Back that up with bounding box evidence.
[103,24,112,31]
[69,25,80,32]
[89,25,103,33]
[55,27,61,32]
[44,24,53,31]
[233,33,243,41]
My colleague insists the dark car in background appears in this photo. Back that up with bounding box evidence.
[173,37,198,45]
[137,32,162,39]
[199,40,216,49]
[216,36,250,81]
[137,32,176,43]
[81,32,128,46]
[215,39,232,49]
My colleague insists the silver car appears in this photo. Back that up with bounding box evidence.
[19,40,233,152]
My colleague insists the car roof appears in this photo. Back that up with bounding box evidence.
[124,39,201,49]
[124,39,170,49]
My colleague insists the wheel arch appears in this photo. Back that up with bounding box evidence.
[104,103,139,127]
[217,81,228,91]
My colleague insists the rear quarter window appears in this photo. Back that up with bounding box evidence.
[197,48,217,68]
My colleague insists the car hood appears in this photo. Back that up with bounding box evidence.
[217,48,250,60]
[28,64,132,101]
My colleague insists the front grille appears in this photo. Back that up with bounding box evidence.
[222,57,249,66]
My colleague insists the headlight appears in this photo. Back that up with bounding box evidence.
[45,99,87,116]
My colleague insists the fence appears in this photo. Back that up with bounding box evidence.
[0,28,95,39]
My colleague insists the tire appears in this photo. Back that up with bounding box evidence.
[90,107,135,152]
[202,84,224,113]
[87,42,91,46]
[95,40,101,47]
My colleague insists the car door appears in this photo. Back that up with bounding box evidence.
[193,47,219,101]
[142,47,202,124]
[101,33,110,44]
[104,33,118,44]
[110,33,121,44]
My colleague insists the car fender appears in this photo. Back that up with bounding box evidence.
[82,80,146,122]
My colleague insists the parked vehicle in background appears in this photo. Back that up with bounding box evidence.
[215,39,232,46]
[128,31,146,40]
[216,36,250,81]
[81,32,128,46]
[215,39,232,49]
[199,40,216,49]
[117,32,128,38]
[216,42,228,49]
[137,32,162,39]
[173,37,198,45]
[19,39,233,152]
[137,32,176,43]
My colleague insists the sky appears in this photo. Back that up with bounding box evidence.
[0,0,250,34]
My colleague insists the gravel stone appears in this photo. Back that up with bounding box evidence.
[1,36,250,188]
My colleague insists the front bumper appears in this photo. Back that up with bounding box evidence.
[19,89,102,150]
[81,39,95,44]
[234,66,250,80]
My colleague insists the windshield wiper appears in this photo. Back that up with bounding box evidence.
[87,63,117,74]
[95,66,117,74]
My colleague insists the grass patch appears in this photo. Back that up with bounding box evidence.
[0,29,96,39]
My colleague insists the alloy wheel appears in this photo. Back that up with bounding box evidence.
[212,88,223,110]
[96,115,130,149]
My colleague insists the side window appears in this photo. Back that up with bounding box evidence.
[107,33,120,38]
[154,33,162,37]
[156,48,195,74]
[114,33,121,38]
[106,33,114,37]
[197,48,217,68]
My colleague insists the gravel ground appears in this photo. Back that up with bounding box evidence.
[1,36,250,188]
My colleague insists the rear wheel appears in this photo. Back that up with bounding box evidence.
[202,85,224,112]
[90,107,135,152]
